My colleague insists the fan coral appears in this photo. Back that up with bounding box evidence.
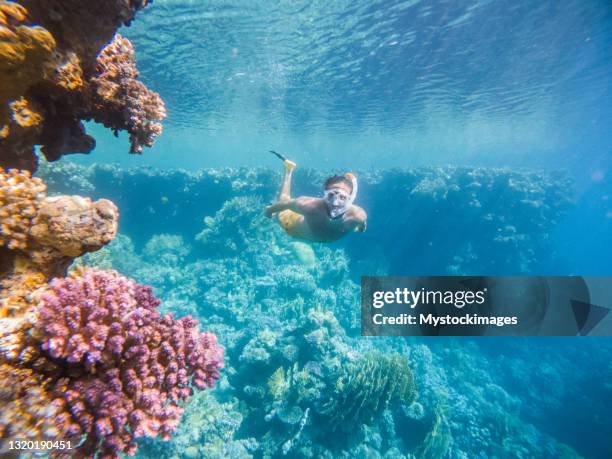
[0,268,223,459]
[0,167,45,249]
[0,0,163,171]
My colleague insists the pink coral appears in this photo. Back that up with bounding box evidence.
[35,268,223,458]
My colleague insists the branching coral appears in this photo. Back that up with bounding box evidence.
[0,0,164,171]
[36,268,223,457]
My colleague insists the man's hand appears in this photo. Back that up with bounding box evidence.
[264,205,275,218]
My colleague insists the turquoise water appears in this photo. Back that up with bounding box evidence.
[46,0,612,458]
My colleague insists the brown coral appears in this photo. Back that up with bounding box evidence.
[88,34,166,154]
[0,364,66,444]
[0,167,46,250]
[0,166,118,276]
[0,0,163,172]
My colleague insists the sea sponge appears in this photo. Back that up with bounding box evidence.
[0,166,46,250]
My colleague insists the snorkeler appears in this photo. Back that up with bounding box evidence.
[264,151,367,242]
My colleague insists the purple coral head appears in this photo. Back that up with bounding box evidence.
[35,268,224,458]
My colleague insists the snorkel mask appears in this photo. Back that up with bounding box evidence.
[324,173,358,219]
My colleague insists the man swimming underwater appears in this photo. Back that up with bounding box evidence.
[264,151,367,242]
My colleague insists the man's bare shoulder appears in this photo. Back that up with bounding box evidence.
[347,204,367,221]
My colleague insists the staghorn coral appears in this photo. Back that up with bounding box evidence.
[0,167,45,250]
[0,0,164,171]
[0,268,224,459]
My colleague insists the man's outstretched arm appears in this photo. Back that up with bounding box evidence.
[264,197,317,217]
[346,207,367,232]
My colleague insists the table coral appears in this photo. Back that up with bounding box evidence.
[0,0,164,171]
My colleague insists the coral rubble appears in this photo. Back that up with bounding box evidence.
[0,0,165,171]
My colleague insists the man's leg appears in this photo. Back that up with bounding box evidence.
[278,159,297,202]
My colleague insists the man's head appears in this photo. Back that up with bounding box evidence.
[323,174,357,218]
[324,175,354,194]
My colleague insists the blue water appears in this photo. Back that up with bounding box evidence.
[47,0,612,458]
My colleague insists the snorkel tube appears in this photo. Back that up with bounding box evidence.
[345,172,358,207]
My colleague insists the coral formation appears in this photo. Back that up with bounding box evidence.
[0,0,164,171]
[0,166,118,277]
[88,34,166,154]
[0,167,45,249]
[320,353,416,432]
[1,268,223,458]
[1,166,223,457]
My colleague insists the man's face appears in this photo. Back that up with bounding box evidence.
[324,182,352,213]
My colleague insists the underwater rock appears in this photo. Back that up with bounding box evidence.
[0,166,118,277]
[0,0,164,171]
[30,195,118,257]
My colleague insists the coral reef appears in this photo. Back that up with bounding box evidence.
[38,162,573,275]
[1,167,224,458]
[53,163,600,458]
[0,0,164,171]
